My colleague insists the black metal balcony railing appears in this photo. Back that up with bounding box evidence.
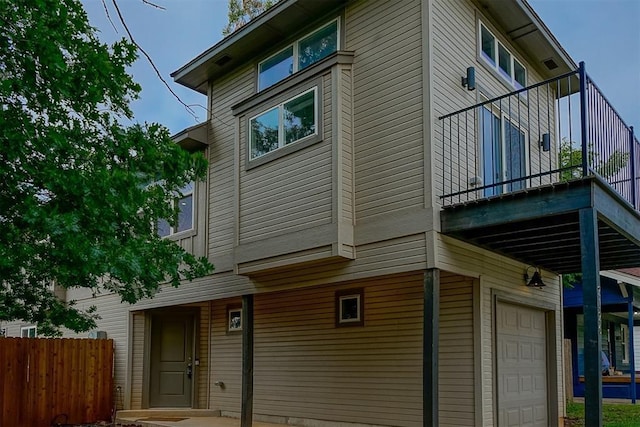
[438,62,638,210]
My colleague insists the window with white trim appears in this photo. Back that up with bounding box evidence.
[21,325,37,338]
[157,182,194,237]
[249,87,317,160]
[621,323,630,363]
[479,23,527,90]
[335,288,364,327]
[258,19,339,91]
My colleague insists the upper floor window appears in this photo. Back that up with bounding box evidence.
[21,325,37,338]
[249,87,317,160]
[157,182,194,237]
[258,19,339,91]
[479,23,526,90]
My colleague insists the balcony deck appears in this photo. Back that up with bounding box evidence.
[437,62,640,275]
[437,62,640,424]
[441,176,640,274]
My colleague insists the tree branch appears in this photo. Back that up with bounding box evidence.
[110,0,198,119]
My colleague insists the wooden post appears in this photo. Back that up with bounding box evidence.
[424,269,440,426]
[241,294,254,427]
[564,339,574,401]
[628,292,636,404]
[580,208,602,427]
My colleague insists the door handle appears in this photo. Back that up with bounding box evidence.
[187,363,193,379]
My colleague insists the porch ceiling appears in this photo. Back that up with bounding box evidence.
[440,177,640,274]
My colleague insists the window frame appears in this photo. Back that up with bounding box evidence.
[621,323,630,364]
[478,22,527,90]
[257,18,340,91]
[335,288,364,327]
[227,305,242,334]
[157,181,196,238]
[21,325,37,338]
[478,100,530,196]
[248,86,319,161]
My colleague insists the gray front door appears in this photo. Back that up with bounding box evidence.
[496,302,548,426]
[149,312,194,407]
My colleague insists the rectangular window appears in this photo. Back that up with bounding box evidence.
[157,182,195,237]
[258,47,294,91]
[21,325,37,338]
[249,87,317,159]
[479,23,527,90]
[336,288,364,327]
[621,324,630,363]
[258,19,339,91]
[227,307,242,332]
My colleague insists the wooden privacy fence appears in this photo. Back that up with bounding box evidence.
[0,337,114,427]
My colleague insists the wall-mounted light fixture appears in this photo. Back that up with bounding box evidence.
[524,266,545,288]
[540,133,551,152]
[461,67,475,91]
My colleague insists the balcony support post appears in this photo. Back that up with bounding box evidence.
[628,290,636,404]
[424,268,440,427]
[579,61,589,177]
[580,207,602,427]
[241,294,254,427]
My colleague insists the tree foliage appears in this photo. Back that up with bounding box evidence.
[0,0,212,335]
[558,138,630,181]
[223,0,277,36]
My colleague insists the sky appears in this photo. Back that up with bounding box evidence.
[81,0,640,135]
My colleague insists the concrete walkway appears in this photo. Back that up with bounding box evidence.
[116,410,291,427]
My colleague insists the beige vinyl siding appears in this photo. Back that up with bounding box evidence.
[238,73,333,245]
[249,273,424,426]
[431,0,557,201]
[250,233,427,290]
[340,67,354,224]
[197,302,211,409]
[439,272,475,426]
[208,65,254,263]
[347,0,424,221]
[209,297,243,413]
[436,235,564,425]
[130,311,145,409]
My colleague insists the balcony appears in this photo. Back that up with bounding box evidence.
[437,62,640,274]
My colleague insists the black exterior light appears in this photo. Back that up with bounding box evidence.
[461,67,475,91]
[524,266,546,288]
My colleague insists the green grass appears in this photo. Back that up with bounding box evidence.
[566,400,640,426]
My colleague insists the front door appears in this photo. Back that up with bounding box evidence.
[149,311,194,408]
[496,302,548,426]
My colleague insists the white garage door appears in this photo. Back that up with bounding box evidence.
[496,302,548,427]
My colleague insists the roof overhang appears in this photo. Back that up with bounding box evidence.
[171,0,348,94]
[475,0,577,79]
[602,270,640,288]
[172,121,208,152]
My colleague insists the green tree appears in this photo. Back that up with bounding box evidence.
[558,138,629,288]
[0,0,213,336]
[223,0,277,36]
[558,138,630,181]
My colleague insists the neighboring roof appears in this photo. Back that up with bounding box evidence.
[173,0,577,95]
[563,277,634,309]
[603,269,640,288]
[171,0,348,94]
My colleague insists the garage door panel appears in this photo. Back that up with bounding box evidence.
[497,302,548,427]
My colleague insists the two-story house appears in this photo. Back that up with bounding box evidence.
[4,0,638,426]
